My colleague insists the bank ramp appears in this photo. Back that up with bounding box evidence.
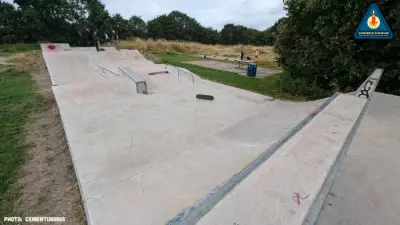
[168,69,383,225]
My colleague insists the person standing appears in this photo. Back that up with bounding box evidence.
[93,30,100,52]
[104,33,109,46]
[112,30,120,50]
[255,48,259,59]
[240,46,244,61]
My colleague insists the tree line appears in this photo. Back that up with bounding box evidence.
[0,0,281,46]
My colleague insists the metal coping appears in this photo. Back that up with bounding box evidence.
[166,92,341,225]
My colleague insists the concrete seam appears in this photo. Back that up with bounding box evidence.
[166,92,341,225]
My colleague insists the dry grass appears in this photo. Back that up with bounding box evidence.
[4,52,86,225]
[6,51,42,72]
[120,38,279,68]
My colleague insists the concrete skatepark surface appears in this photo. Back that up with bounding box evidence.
[202,94,369,225]
[316,93,400,225]
[41,44,399,225]
[42,45,320,225]
[187,60,282,78]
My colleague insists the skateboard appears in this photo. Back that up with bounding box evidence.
[196,94,214,101]
[148,71,169,75]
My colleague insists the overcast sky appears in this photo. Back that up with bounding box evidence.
[102,0,286,30]
[4,0,286,30]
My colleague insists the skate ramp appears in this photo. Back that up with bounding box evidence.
[42,47,322,225]
[40,43,71,52]
[52,79,138,108]
[193,94,367,225]
[41,43,380,225]
[42,51,110,86]
[124,49,151,62]
[68,97,323,225]
[168,70,383,225]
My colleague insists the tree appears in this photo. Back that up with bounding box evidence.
[220,24,235,45]
[111,13,129,38]
[220,23,274,46]
[147,11,205,42]
[263,17,286,45]
[147,14,168,40]
[275,0,400,96]
[127,16,146,38]
[0,2,21,43]
[85,0,112,34]
[202,27,220,45]
[1,2,284,47]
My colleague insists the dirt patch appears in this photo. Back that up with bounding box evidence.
[12,52,86,224]
[6,51,42,72]
[0,57,13,65]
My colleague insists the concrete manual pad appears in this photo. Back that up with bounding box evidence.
[42,46,327,225]
[196,94,367,225]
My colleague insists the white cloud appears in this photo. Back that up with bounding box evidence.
[102,0,286,30]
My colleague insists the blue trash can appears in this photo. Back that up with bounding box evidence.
[247,63,257,77]
[253,64,257,77]
[247,63,253,76]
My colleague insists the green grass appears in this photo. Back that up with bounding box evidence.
[153,52,305,100]
[0,66,43,216]
[0,43,40,55]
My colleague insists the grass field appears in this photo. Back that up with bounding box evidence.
[120,38,279,68]
[0,52,85,224]
[0,66,43,216]
[0,44,40,56]
[153,52,305,101]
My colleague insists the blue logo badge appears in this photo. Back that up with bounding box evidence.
[354,4,393,40]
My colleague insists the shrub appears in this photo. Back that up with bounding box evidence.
[275,0,400,96]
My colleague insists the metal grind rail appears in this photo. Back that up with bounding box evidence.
[96,64,120,77]
[165,64,195,84]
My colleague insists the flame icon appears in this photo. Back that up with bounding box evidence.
[368,10,380,29]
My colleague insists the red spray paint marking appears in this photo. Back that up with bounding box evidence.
[46,44,59,52]
[293,192,309,206]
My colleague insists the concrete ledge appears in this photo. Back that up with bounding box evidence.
[193,94,367,225]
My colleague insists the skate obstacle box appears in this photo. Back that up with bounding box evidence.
[119,66,148,94]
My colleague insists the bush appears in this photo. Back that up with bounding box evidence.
[278,72,332,100]
[275,0,400,96]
